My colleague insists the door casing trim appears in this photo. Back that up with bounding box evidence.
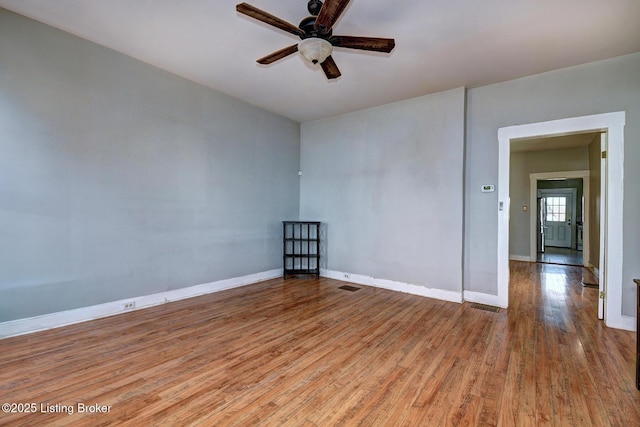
[497,111,630,330]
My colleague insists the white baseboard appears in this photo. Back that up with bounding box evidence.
[321,269,463,303]
[463,290,507,308]
[509,255,533,262]
[0,269,282,339]
[605,315,636,332]
[323,269,632,331]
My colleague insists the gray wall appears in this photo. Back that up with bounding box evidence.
[0,9,300,322]
[300,88,465,292]
[509,147,589,257]
[465,53,640,315]
[3,7,640,323]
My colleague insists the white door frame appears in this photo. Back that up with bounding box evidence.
[497,111,629,330]
[529,171,590,264]
[598,133,607,319]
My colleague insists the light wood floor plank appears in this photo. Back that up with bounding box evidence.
[1,263,639,426]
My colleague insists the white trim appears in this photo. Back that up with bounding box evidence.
[464,290,507,308]
[321,269,463,303]
[497,112,625,140]
[497,128,511,309]
[528,171,591,179]
[604,125,625,329]
[605,315,636,332]
[0,269,282,339]
[599,133,607,320]
[510,255,533,262]
[498,111,626,329]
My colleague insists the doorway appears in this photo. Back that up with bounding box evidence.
[530,173,590,267]
[538,188,576,249]
[497,112,629,330]
[536,185,583,266]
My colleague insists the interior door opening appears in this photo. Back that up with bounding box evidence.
[537,186,581,265]
[497,112,628,330]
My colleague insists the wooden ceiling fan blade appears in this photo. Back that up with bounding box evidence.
[321,55,341,79]
[236,2,303,37]
[314,0,352,33]
[331,36,395,53]
[257,44,299,65]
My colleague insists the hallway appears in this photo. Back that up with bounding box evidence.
[537,246,583,266]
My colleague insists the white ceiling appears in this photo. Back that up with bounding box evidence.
[2,0,640,122]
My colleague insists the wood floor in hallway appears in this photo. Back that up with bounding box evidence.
[1,262,638,426]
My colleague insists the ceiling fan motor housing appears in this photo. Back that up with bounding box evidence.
[299,16,332,39]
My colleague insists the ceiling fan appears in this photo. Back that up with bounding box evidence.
[236,0,395,79]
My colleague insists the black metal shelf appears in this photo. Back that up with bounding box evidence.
[283,221,320,279]
[285,268,318,276]
[283,254,320,258]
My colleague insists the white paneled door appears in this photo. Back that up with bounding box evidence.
[540,191,574,248]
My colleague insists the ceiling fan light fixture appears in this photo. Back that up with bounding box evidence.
[237,1,395,79]
[298,37,333,65]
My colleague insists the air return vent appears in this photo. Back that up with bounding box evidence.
[338,285,361,292]
[470,303,500,313]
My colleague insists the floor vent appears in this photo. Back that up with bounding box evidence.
[581,281,598,288]
[338,285,361,292]
[470,303,500,313]
[581,271,599,288]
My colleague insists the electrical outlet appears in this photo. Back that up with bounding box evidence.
[123,301,135,311]
[343,273,350,280]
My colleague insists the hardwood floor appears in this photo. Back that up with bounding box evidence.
[1,262,638,426]
[536,247,584,266]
